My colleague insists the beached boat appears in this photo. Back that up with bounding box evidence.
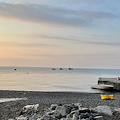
[101,95,113,100]
[91,84,114,90]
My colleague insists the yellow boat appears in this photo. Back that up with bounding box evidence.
[101,95,113,100]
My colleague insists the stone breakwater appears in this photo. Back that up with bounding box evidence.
[8,103,120,120]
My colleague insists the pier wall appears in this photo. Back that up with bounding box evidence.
[98,78,120,91]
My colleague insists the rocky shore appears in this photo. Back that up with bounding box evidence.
[0,90,120,120]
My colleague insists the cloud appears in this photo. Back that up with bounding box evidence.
[86,41,120,46]
[13,42,57,47]
[28,52,120,60]
[27,33,120,46]
[0,2,118,27]
[0,41,57,48]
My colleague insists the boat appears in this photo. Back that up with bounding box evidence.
[91,84,114,90]
[52,68,56,70]
[101,95,113,100]
[68,68,73,70]
[60,68,63,70]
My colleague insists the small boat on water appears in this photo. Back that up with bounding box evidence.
[68,68,73,70]
[91,84,114,90]
[52,68,56,70]
[60,68,63,70]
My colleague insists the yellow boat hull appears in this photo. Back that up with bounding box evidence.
[101,95,113,100]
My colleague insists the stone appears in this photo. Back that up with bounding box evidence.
[60,118,67,120]
[46,111,55,115]
[114,108,120,113]
[57,103,62,106]
[37,118,42,120]
[84,112,92,118]
[63,104,72,112]
[79,113,95,120]
[50,104,58,110]
[88,116,95,120]
[39,115,56,120]
[73,103,82,108]
[53,111,62,119]
[72,113,79,120]
[8,119,15,120]
[35,114,42,119]
[16,116,29,120]
[29,117,36,120]
[71,106,78,111]
[70,111,76,115]
[79,108,90,113]
[69,104,78,111]
[93,106,112,116]
[67,112,73,119]
[67,110,78,119]
[94,116,103,120]
[55,106,71,117]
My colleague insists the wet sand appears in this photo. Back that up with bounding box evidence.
[0,90,120,120]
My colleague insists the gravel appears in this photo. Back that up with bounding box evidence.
[0,90,120,120]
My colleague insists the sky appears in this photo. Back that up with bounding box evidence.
[0,0,120,68]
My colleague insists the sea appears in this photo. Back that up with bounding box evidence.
[0,66,120,93]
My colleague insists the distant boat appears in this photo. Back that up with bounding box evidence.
[68,68,73,70]
[52,68,56,70]
[60,68,63,70]
[14,69,17,71]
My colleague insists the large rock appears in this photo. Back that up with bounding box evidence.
[93,106,112,116]
[54,106,71,117]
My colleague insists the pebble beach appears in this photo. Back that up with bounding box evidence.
[1,90,120,120]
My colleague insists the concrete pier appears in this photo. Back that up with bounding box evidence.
[98,77,120,91]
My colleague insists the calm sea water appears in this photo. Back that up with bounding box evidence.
[0,67,120,93]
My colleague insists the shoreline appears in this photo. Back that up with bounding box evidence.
[0,90,120,120]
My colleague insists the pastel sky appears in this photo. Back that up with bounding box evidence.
[0,0,120,68]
